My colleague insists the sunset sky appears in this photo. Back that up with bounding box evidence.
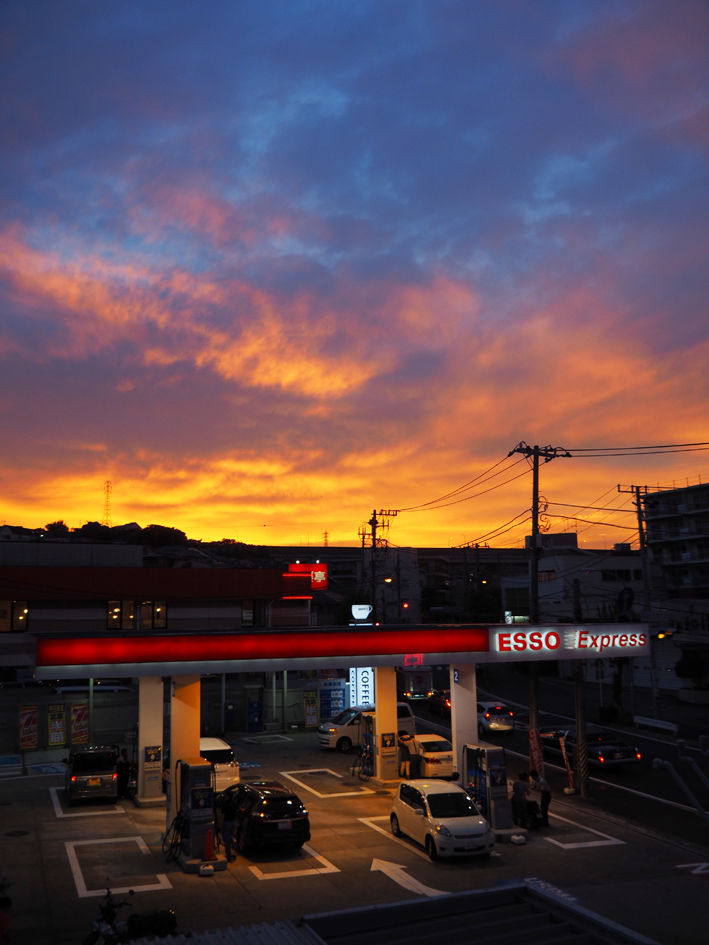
[1,1,707,550]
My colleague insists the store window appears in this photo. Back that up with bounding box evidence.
[141,600,167,629]
[0,600,29,631]
[107,600,135,629]
[108,600,167,630]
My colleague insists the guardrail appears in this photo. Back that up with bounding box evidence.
[633,715,679,736]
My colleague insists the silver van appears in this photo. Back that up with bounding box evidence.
[318,702,416,752]
[64,746,119,804]
[199,737,240,789]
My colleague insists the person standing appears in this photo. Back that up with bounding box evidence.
[530,769,551,826]
[219,791,238,862]
[398,733,411,778]
[510,771,530,827]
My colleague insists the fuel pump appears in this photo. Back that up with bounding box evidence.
[176,758,215,862]
[462,744,516,837]
[360,713,375,778]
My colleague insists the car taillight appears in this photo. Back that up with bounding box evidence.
[71,775,77,782]
[112,773,117,781]
[484,712,491,719]
[635,751,642,760]
[598,755,605,764]
[423,755,441,764]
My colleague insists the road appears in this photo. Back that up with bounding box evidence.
[2,727,709,945]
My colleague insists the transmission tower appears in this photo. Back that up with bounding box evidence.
[102,480,112,527]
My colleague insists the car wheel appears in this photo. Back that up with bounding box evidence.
[425,835,438,861]
[390,813,401,837]
[337,737,352,753]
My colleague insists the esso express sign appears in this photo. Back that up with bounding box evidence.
[493,627,649,661]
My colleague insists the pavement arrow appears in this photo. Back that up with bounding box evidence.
[370,858,448,897]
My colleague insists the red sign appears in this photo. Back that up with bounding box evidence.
[19,705,38,750]
[403,653,424,667]
[288,562,328,589]
[71,703,89,744]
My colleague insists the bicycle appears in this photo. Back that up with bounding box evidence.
[350,746,371,781]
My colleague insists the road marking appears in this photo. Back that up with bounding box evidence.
[65,836,172,897]
[542,813,625,849]
[280,768,374,797]
[50,786,125,818]
[360,815,428,860]
[370,858,447,897]
[248,843,339,880]
[677,862,709,875]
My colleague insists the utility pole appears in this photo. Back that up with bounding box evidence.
[618,483,657,714]
[509,442,571,781]
[361,509,398,622]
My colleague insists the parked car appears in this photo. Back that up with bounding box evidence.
[408,734,456,779]
[540,727,642,767]
[199,737,240,790]
[215,780,310,853]
[390,779,494,860]
[428,690,451,717]
[477,701,515,735]
[64,746,119,804]
[317,703,416,751]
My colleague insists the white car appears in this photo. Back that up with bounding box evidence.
[477,701,515,735]
[390,779,494,860]
[408,734,456,779]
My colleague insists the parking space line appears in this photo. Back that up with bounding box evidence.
[543,813,625,849]
[279,768,375,797]
[50,786,125,818]
[65,837,172,897]
[248,843,339,880]
[359,815,429,860]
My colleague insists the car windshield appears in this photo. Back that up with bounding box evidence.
[427,793,478,818]
[330,708,361,724]
[71,751,116,773]
[418,739,452,753]
[202,748,234,764]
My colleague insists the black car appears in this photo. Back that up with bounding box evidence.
[428,689,451,717]
[216,780,310,852]
[540,727,642,768]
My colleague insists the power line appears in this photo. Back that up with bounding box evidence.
[457,509,532,548]
[547,514,636,530]
[568,441,709,451]
[548,501,635,514]
[572,447,709,458]
[398,456,528,512]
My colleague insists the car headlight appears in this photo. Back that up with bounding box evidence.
[436,825,453,837]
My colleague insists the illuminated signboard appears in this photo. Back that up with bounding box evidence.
[288,562,328,589]
[349,667,375,707]
[492,627,650,661]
